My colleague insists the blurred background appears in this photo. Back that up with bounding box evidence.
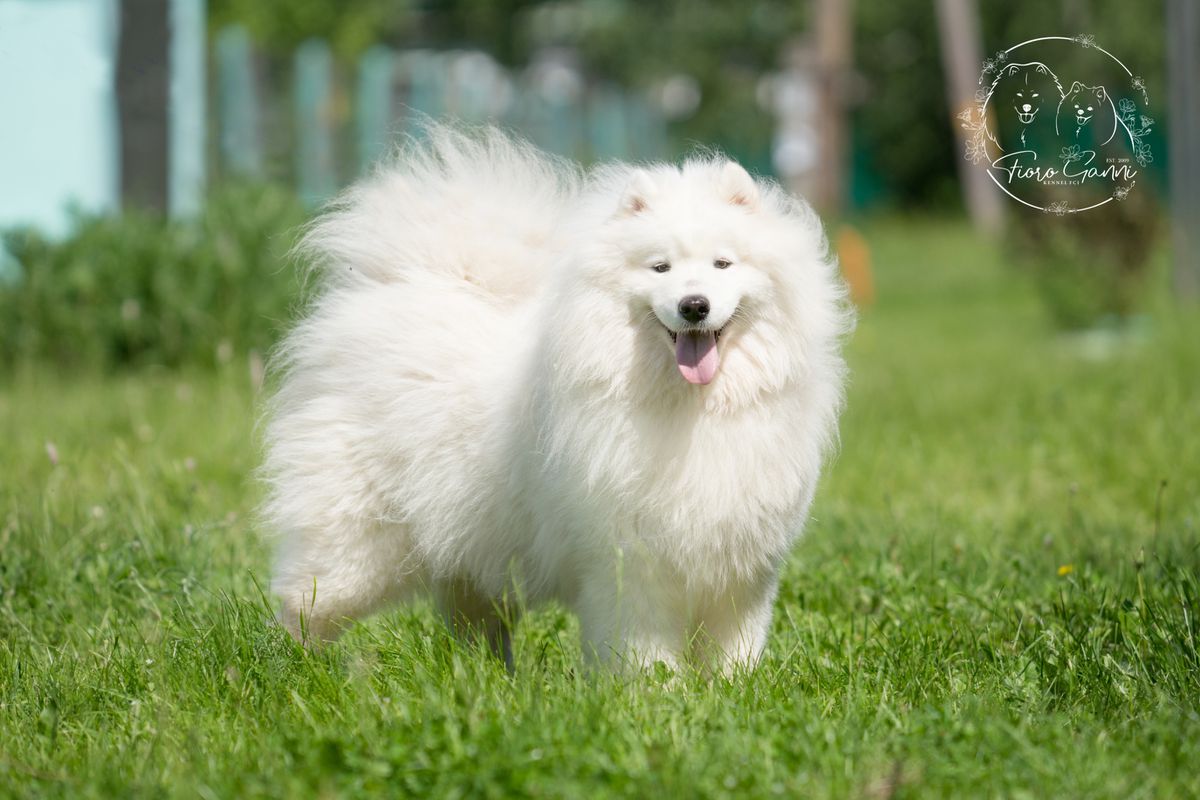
[0,0,1196,369]
[5,6,1200,793]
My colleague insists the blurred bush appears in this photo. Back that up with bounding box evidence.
[0,184,308,370]
[1010,191,1161,330]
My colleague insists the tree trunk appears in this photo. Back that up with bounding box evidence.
[1168,0,1200,297]
[117,0,170,212]
[813,0,852,217]
[935,0,1004,235]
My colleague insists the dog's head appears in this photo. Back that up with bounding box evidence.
[998,63,1057,125]
[1060,81,1107,128]
[981,62,1063,150]
[549,159,849,411]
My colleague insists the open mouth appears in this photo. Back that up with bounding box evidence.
[1076,115,1092,125]
[662,323,728,386]
[1016,111,1036,124]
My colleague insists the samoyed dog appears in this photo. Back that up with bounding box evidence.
[263,127,849,673]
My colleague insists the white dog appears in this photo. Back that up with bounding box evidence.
[262,128,849,673]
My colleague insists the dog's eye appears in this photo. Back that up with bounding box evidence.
[652,262,671,273]
[713,258,732,269]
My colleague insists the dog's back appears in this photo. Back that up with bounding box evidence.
[263,128,575,640]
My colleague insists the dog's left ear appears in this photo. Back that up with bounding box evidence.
[720,161,759,210]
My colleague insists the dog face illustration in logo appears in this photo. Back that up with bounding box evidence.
[983,62,1063,150]
[964,35,1154,215]
[1056,82,1118,145]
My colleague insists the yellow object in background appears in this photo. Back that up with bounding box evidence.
[837,225,875,308]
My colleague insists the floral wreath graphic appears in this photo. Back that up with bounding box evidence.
[958,34,1153,214]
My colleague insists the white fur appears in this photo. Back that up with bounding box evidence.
[262,127,850,673]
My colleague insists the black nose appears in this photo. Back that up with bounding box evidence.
[678,295,710,323]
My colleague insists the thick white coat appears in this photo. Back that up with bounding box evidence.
[262,128,850,671]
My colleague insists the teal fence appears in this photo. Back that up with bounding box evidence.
[212,27,670,208]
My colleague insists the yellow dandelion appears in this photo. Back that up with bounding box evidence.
[1057,564,1075,577]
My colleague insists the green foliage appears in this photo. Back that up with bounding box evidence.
[209,0,415,60]
[852,2,960,209]
[0,184,308,371]
[1006,187,1162,329]
[1,219,1198,797]
[981,0,1166,95]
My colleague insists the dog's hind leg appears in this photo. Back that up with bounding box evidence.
[433,577,517,670]
[272,520,418,646]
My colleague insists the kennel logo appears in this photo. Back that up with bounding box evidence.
[959,35,1154,215]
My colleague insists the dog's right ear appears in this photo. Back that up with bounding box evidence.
[1068,80,1083,93]
[618,170,656,216]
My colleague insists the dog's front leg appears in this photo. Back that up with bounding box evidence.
[574,550,688,672]
[695,570,779,676]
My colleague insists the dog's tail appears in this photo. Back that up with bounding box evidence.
[297,124,581,299]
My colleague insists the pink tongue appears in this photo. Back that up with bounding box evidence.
[675,331,719,385]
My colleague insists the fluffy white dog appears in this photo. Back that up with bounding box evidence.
[262,128,849,673]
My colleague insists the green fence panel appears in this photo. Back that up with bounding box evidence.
[214,25,261,177]
[169,0,206,217]
[294,38,337,207]
[357,44,395,173]
[400,50,445,135]
[586,84,630,161]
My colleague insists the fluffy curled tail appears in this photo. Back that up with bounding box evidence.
[297,124,582,299]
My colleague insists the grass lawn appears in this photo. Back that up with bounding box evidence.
[1,218,1197,798]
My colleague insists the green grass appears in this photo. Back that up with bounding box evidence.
[2,218,1198,798]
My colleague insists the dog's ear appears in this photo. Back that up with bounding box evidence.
[618,170,656,216]
[1069,80,1083,94]
[719,161,759,210]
